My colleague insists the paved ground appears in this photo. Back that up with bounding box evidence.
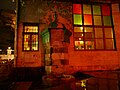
[0,66,120,90]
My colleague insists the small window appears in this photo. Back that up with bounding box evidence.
[23,23,39,51]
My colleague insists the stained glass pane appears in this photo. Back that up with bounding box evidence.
[84,27,94,38]
[85,40,94,50]
[93,5,101,15]
[103,16,112,26]
[102,5,110,15]
[25,26,38,32]
[104,28,113,38]
[24,34,30,50]
[105,39,114,49]
[74,37,84,41]
[74,27,83,32]
[84,27,93,32]
[73,4,82,14]
[95,39,104,49]
[94,16,102,25]
[84,15,92,25]
[83,4,91,14]
[95,28,103,38]
[74,14,82,25]
[74,32,83,37]
[75,41,84,50]
[31,35,38,50]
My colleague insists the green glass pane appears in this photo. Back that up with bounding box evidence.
[95,39,104,49]
[103,16,112,26]
[94,16,102,25]
[93,5,101,15]
[104,28,113,38]
[105,39,114,49]
[74,14,82,25]
[83,4,91,14]
[95,28,103,38]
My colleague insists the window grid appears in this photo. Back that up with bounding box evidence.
[23,23,39,51]
[73,3,115,50]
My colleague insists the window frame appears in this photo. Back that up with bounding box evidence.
[73,3,116,51]
[22,23,39,51]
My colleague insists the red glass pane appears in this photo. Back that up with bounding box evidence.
[73,4,82,14]
[102,5,110,15]
[84,15,92,25]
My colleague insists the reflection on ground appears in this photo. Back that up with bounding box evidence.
[0,70,120,90]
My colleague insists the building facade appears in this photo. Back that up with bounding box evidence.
[16,0,120,74]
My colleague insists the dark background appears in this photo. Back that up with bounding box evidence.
[0,0,16,53]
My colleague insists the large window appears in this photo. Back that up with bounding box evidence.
[23,23,39,51]
[73,4,115,50]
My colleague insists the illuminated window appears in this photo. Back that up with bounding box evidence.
[23,23,39,51]
[73,4,115,50]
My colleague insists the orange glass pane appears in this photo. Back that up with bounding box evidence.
[104,28,113,38]
[73,4,82,14]
[105,39,114,49]
[95,28,103,38]
[74,32,83,37]
[102,5,110,15]
[84,15,92,25]
[95,39,104,49]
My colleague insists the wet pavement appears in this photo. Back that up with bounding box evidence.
[0,70,120,90]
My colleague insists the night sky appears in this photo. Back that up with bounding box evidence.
[0,0,16,10]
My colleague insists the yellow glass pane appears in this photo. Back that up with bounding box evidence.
[83,4,91,14]
[75,41,84,50]
[24,26,38,32]
[84,27,93,32]
[94,16,102,25]
[74,27,83,32]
